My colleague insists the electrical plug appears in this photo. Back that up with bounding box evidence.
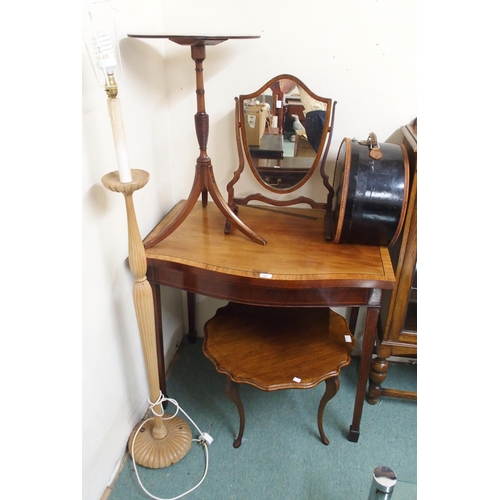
[198,432,214,445]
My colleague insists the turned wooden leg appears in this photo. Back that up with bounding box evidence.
[225,377,245,448]
[368,356,389,405]
[318,377,340,445]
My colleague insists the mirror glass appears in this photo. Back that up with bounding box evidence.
[239,75,332,192]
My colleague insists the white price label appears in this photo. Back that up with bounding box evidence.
[259,273,273,279]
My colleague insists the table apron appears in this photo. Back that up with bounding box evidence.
[147,266,382,307]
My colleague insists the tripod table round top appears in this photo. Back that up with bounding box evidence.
[127,34,260,45]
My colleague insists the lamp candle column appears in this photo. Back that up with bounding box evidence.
[101,170,192,469]
[107,94,132,183]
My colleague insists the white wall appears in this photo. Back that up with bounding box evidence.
[82,1,416,499]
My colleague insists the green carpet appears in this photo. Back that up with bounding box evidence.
[108,341,417,499]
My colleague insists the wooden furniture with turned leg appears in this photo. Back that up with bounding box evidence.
[203,303,355,448]
[126,34,266,248]
[368,119,417,404]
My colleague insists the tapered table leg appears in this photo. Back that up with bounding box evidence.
[349,306,379,442]
[187,291,198,343]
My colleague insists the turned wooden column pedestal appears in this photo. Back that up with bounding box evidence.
[101,169,192,468]
[127,34,266,249]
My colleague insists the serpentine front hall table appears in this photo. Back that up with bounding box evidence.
[144,201,396,442]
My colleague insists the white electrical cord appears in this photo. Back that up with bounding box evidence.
[130,393,212,500]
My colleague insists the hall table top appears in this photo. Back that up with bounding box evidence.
[144,200,396,442]
[145,200,396,305]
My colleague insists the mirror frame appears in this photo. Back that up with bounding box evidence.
[225,75,337,239]
[239,74,333,194]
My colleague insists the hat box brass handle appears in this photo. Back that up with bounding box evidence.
[368,132,383,160]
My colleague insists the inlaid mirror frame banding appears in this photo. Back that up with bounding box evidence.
[226,74,337,239]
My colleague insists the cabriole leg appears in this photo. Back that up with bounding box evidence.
[225,377,245,448]
[318,377,339,445]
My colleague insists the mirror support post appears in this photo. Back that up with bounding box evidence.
[321,101,337,241]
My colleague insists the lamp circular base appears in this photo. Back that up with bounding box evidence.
[128,416,192,469]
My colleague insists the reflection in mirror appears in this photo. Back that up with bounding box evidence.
[239,75,333,192]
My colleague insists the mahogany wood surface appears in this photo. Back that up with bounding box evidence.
[203,304,355,446]
[204,304,355,390]
[146,201,395,293]
[145,200,396,442]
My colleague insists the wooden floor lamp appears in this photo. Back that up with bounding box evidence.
[96,31,192,469]
[101,170,193,468]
